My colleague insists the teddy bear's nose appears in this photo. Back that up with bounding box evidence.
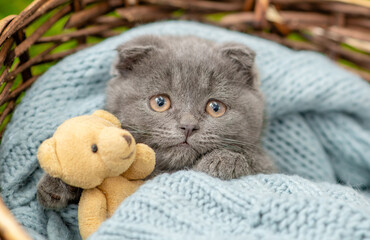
[123,135,132,146]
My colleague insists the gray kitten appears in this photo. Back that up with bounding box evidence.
[37,35,275,209]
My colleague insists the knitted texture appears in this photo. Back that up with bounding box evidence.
[89,171,370,240]
[0,21,369,239]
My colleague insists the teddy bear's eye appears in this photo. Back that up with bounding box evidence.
[91,144,98,153]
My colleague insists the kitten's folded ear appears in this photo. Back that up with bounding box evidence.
[114,35,164,74]
[219,43,259,87]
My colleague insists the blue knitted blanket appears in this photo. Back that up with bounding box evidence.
[0,21,370,240]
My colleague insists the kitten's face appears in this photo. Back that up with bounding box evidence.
[106,35,264,171]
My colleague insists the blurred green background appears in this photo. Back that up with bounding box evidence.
[0,0,81,134]
[0,0,367,134]
[0,0,29,19]
[0,0,29,133]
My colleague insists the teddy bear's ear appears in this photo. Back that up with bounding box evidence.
[37,138,62,178]
[92,110,121,128]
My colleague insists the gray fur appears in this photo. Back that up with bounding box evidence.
[37,174,81,209]
[37,35,275,209]
[106,35,275,178]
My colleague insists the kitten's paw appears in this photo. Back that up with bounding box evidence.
[193,150,252,180]
[37,174,81,209]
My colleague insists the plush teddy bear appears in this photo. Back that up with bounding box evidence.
[37,110,156,239]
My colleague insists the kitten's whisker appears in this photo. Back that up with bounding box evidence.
[221,137,258,147]
[124,125,174,138]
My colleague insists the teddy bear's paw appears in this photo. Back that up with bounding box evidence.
[37,173,82,209]
[192,149,252,180]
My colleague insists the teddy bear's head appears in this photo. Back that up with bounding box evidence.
[38,110,137,189]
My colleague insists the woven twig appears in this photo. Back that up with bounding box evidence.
[0,196,32,240]
[0,0,370,238]
[0,0,369,135]
[0,0,369,139]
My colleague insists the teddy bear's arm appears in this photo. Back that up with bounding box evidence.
[121,143,156,180]
[99,176,144,217]
[78,188,107,240]
[37,173,81,209]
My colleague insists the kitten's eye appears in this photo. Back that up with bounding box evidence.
[150,94,171,112]
[206,100,226,118]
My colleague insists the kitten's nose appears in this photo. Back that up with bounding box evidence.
[180,124,199,139]
[179,113,199,139]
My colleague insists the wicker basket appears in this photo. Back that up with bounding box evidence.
[0,0,369,239]
[0,196,32,240]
